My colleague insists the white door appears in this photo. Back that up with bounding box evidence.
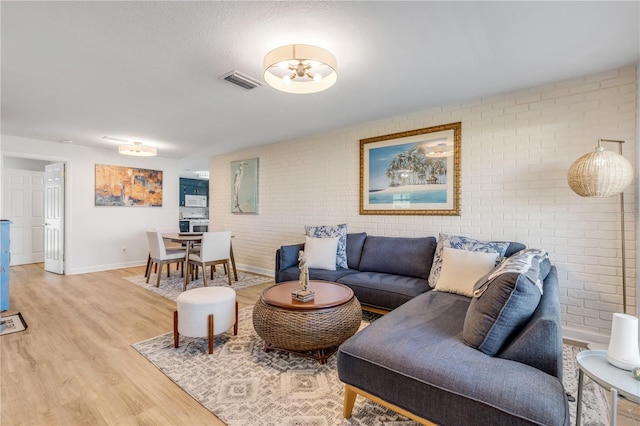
[44,163,65,274]
[2,170,45,265]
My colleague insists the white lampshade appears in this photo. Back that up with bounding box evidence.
[607,313,640,370]
[118,142,157,157]
[567,146,633,197]
[263,44,337,94]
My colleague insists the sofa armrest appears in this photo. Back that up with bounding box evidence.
[498,265,563,380]
[275,243,304,283]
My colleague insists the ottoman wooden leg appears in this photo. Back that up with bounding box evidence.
[208,314,214,354]
[173,310,179,348]
[234,301,238,335]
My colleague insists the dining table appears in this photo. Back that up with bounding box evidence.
[162,233,239,290]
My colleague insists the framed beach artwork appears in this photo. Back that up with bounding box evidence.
[95,164,163,207]
[231,158,258,214]
[360,122,461,215]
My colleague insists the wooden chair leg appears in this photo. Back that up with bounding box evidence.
[166,262,171,277]
[234,301,238,335]
[226,261,232,286]
[156,261,163,287]
[208,314,214,354]
[145,254,151,277]
[173,311,179,348]
[202,264,207,287]
[146,260,153,283]
[210,265,214,280]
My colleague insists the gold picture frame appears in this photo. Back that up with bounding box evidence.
[360,122,461,216]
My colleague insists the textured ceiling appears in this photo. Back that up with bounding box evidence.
[2,1,639,175]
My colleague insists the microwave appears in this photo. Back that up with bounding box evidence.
[185,194,207,207]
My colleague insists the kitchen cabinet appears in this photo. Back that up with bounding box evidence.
[179,178,209,206]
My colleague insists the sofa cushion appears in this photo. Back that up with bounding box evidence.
[434,248,499,297]
[279,243,305,271]
[305,224,348,268]
[428,233,509,288]
[337,290,569,425]
[346,232,367,270]
[304,236,339,270]
[463,249,547,356]
[358,236,437,280]
[498,265,563,377]
[337,272,430,311]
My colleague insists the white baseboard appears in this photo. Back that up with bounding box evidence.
[235,263,274,280]
[66,260,146,275]
[562,325,609,346]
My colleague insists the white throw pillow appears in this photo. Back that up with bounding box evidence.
[304,236,339,270]
[434,247,499,297]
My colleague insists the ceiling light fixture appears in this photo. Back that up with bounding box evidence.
[118,141,157,157]
[263,44,337,94]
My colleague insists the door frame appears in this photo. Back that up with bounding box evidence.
[1,151,71,274]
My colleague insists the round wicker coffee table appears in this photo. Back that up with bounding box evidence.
[252,280,361,364]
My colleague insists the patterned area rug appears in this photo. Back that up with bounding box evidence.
[124,269,272,301]
[133,308,609,426]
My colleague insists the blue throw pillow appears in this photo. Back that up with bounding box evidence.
[305,224,348,268]
[463,249,548,356]
[428,233,509,288]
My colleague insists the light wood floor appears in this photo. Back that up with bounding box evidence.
[3,264,639,425]
[1,263,272,425]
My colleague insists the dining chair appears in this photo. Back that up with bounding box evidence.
[187,231,232,287]
[144,227,182,278]
[146,231,187,287]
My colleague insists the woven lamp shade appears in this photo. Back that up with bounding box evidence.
[567,147,633,197]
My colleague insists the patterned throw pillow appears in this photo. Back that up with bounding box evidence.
[463,249,548,356]
[428,233,509,288]
[305,224,348,268]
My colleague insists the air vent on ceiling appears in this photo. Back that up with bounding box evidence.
[220,70,263,90]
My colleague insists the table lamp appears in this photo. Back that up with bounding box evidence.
[607,313,640,370]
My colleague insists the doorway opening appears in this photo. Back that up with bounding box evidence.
[2,155,67,274]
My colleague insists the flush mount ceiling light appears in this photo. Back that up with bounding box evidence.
[263,44,337,94]
[118,141,157,157]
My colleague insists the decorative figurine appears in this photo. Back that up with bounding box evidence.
[298,250,310,292]
[291,250,314,302]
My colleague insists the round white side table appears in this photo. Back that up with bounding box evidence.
[576,350,640,426]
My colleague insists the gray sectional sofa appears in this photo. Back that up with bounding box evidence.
[274,233,569,425]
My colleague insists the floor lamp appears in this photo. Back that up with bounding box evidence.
[567,139,634,314]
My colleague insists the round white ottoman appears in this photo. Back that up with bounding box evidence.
[173,287,238,354]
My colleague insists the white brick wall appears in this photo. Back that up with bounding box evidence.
[211,65,637,342]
